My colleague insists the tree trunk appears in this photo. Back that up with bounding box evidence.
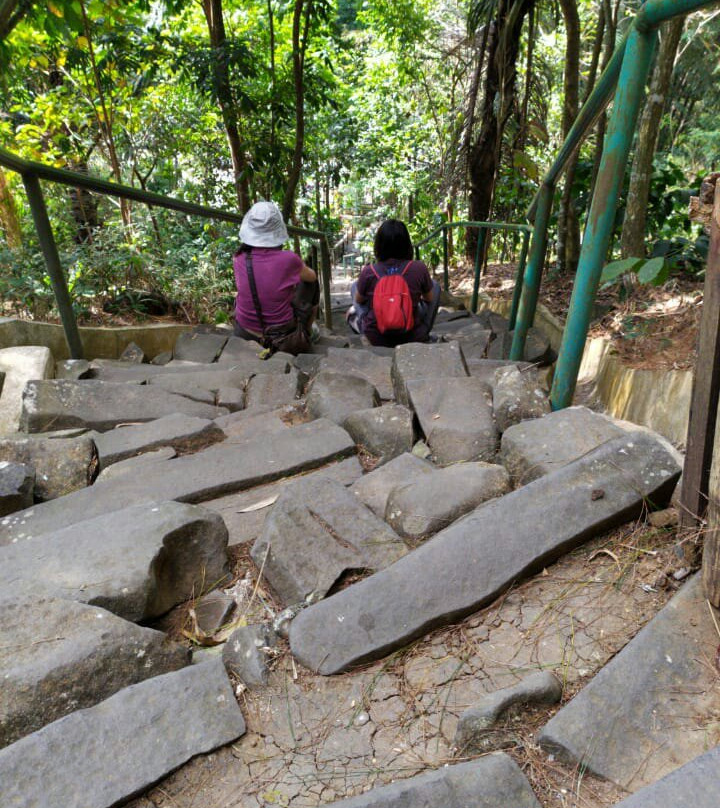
[556,0,581,274]
[620,17,685,259]
[0,167,22,248]
[467,0,533,256]
[202,0,251,212]
[590,0,619,199]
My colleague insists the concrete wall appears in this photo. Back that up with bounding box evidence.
[0,318,192,361]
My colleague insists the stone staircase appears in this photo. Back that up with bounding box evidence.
[0,303,718,808]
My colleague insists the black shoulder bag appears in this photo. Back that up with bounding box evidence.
[245,251,310,356]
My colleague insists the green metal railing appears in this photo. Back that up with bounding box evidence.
[0,145,335,359]
[509,0,719,409]
[414,221,531,328]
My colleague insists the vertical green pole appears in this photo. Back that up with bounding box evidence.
[470,228,487,313]
[509,184,553,360]
[319,238,333,329]
[550,26,658,409]
[508,229,530,331]
[442,227,449,291]
[22,172,85,359]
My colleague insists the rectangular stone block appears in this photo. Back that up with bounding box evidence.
[289,432,681,674]
[391,342,468,405]
[0,658,245,808]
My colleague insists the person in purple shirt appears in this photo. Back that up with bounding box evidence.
[233,201,319,344]
[348,219,440,347]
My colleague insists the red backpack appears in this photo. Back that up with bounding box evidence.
[371,262,414,333]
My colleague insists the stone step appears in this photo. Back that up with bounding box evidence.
[0,346,53,434]
[21,379,228,433]
[537,574,720,790]
[321,754,540,807]
[391,342,468,405]
[319,348,393,400]
[0,658,245,808]
[0,418,356,544]
[289,431,681,674]
[0,596,189,748]
[0,500,229,621]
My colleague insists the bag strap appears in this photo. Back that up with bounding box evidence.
[245,251,267,334]
[400,260,412,276]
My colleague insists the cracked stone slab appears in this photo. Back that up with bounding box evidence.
[0,346,54,436]
[252,475,407,605]
[537,575,720,790]
[290,431,681,674]
[492,366,550,432]
[391,342,468,406]
[350,452,434,518]
[319,348,394,400]
[20,380,228,433]
[146,368,250,399]
[500,406,627,487]
[0,418,355,544]
[0,433,97,500]
[0,595,189,749]
[245,372,299,409]
[95,447,177,482]
[0,500,229,621]
[0,658,245,808]
[91,413,225,469]
[385,462,509,543]
[173,330,228,362]
[454,670,562,754]
[306,370,379,427]
[343,404,414,465]
[406,377,498,465]
[611,745,720,808]
[321,755,540,807]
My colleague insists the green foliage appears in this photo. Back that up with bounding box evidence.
[600,256,669,289]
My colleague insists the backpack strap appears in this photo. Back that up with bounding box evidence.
[245,251,267,334]
[400,261,412,276]
[370,263,382,280]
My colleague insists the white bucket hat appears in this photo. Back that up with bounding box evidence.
[239,201,289,247]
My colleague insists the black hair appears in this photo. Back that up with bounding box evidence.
[374,219,414,261]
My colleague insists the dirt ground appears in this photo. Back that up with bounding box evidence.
[127,513,694,808]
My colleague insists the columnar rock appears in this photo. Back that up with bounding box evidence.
[391,342,468,405]
[0,596,189,748]
[290,432,681,674]
[406,377,498,465]
[350,452,434,517]
[0,460,34,515]
[0,346,54,435]
[55,359,92,380]
[500,406,626,487]
[320,755,540,808]
[537,575,720,789]
[610,746,720,808]
[306,370,379,427]
[319,348,394,400]
[147,369,250,402]
[454,671,562,754]
[222,624,277,687]
[119,341,145,363]
[466,359,531,386]
[216,335,264,363]
[0,433,96,499]
[194,590,236,635]
[245,371,299,408]
[252,476,407,605]
[0,658,246,808]
[343,404,414,464]
[95,447,177,482]
[0,418,355,543]
[492,366,551,433]
[385,462,509,543]
[91,413,225,469]
[173,330,228,362]
[20,380,228,432]
[0,501,230,621]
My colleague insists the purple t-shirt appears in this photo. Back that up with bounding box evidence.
[234,248,303,332]
[356,259,433,347]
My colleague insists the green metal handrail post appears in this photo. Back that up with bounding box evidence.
[508,228,531,331]
[470,227,487,313]
[509,183,553,360]
[22,173,85,359]
[550,26,658,409]
[442,227,449,291]
[319,238,333,329]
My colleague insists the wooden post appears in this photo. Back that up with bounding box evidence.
[701,179,720,606]
[680,176,720,540]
